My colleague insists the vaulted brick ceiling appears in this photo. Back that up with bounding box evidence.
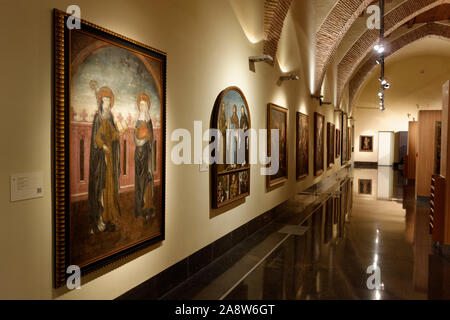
[349,22,450,109]
[263,0,294,65]
[262,0,450,106]
[337,0,450,104]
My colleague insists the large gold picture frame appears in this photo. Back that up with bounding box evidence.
[54,9,166,287]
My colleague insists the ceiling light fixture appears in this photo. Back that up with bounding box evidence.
[376,0,387,112]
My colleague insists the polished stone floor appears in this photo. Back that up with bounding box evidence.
[162,168,450,300]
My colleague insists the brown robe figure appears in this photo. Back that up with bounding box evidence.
[218,103,227,165]
[88,86,121,233]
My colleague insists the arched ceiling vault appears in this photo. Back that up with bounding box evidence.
[315,0,374,95]
[262,0,450,106]
[337,0,450,104]
[349,22,450,109]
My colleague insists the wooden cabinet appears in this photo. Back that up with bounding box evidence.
[430,175,445,242]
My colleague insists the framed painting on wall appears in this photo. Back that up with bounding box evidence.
[211,86,251,208]
[360,135,374,152]
[296,112,309,180]
[335,128,341,158]
[327,122,335,168]
[314,112,325,176]
[341,113,349,164]
[53,9,167,287]
[267,103,288,187]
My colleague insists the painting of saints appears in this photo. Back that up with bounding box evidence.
[134,93,155,220]
[239,105,249,166]
[88,86,122,234]
[212,87,251,208]
[239,171,249,195]
[267,103,288,187]
[230,173,239,199]
[296,113,309,180]
[217,175,229,204]
[314,113,325,176]
[230,105,240,168]
[218,103,228,165]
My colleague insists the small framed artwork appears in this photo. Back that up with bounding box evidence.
[53,9,167,287]
[314,112,325,176]
[360,135,374,152]
[335,128,341,158]
[211,86,251,208]
[327,122,335,168]
[341,113,349,164]
[296,112,309,180]
[358,179,372,195]
[267,103,288,187]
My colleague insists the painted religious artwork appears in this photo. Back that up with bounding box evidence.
[314,113,325,176]
[267,103,288,187]
[216,175,230,205]
[211,87,251,208]
[360,135,374,152]
[296,112,309,180]
[327,122,335,168]
[335,128,341,158]
[239,171,249,195]
[53,10,166,287]
[341,113,349,164]
[358,179,372,195]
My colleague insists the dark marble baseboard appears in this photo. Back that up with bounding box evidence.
[354,161,378,168]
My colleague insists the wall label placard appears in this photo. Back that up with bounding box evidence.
[10,172,44,202]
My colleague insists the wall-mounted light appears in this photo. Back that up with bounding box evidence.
[311,94,332,106]
[249,54,273,63]
[279,74,300,81]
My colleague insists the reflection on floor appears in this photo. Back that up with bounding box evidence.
[163,168,450,300]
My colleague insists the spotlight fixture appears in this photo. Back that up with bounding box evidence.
[311,94,331,106]
[375,0,388,112]
[249,54,273,63]
[279,74,300,81]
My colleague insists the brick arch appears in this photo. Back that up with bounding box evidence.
[263,0,294,64]
[337,0,449,104]
[349,23,450,109]
[314,0,374,95]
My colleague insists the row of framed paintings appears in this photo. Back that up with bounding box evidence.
[53,9,354,288]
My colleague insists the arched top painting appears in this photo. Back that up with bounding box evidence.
[53,9,166,287]
[211,87,251,209]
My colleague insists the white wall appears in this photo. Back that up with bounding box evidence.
[0,0,346,299]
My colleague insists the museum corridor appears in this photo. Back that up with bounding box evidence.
[119,168,449,300]
[3,1,450,305]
